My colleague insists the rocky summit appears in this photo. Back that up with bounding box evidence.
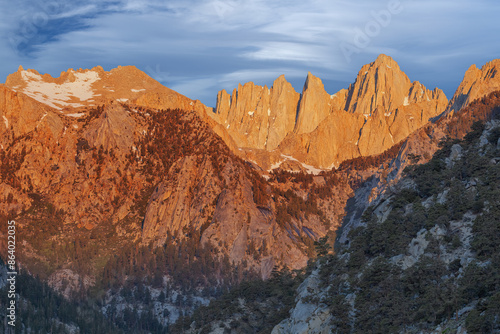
[446,59,500,114]
[4,65,211,116]
[211,54,448,170]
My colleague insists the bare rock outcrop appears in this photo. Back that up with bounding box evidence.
[4,65,211,116]
[141,152,323,277]
[294,72,335,135]
[212,75,300,150]
[212,54,448,170]
[83,104,136,153]
[447,59,500,113]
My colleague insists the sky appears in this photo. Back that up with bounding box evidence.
[1,0,499,107]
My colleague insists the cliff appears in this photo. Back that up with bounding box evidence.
[212,54,448,169]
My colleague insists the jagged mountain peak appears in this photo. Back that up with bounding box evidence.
[274,73,287,83]
[212,73,300,151]
[294,71,332,135]
[373,53,401,67]
[303,71,322,85]
[344,54,445,115]
[213,54,448,170]
[447,58,500,114]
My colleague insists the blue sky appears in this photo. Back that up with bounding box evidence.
[1,0,499,106]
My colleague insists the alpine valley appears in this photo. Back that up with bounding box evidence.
[1,54,499,333]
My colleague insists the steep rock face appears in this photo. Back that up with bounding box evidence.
[447,59,500,113]
[272,268,332,334]
[212,75,300,150]
[279,110,366,168]
[277,91,446,168]
[83,104,136,153]
[343,55,446,115]
[356,95,445,157]
[142,155,222,242]
[0,85,53,142]
[294,72,335,135]
[141,151,326,277]
[212,55,447,170]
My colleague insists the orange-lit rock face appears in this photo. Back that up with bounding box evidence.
[212,54,448,170]
[212,75,300,151]
[447,59,500,114]
[4,65,210,115]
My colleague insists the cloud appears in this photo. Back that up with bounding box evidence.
[0,0,499,104]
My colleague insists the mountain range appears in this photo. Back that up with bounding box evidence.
[1,54,500,332]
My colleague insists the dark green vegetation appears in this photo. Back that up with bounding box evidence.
[317,116,500,333]
[0,261,128,334]
[172,268,306,334]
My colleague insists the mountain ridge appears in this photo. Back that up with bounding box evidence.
[2,54,500,332]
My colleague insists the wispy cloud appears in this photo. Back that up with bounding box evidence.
[0,0,499,104]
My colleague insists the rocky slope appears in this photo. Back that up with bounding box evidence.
[173,60,500,334]
[4,65,211,115]
[0,92,338,330]
[273,113,500,334]
[212,54,448,169]
[447,59,500,114]
[0,66,350,286]
[1,56,500,333]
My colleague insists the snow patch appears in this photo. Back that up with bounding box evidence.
[66,113,85,118]
[2,116,8,128]
[248,111,254,116]
[131,88,146,93]
[73,124,78,129]
[20,70,100,110]
[227,124,230,129]
[403,96,409,106]
[325,161,338,170]
[268,160,284,171]
[268,108,271,116]
[280,154,324,175]
[116,98,128,103]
